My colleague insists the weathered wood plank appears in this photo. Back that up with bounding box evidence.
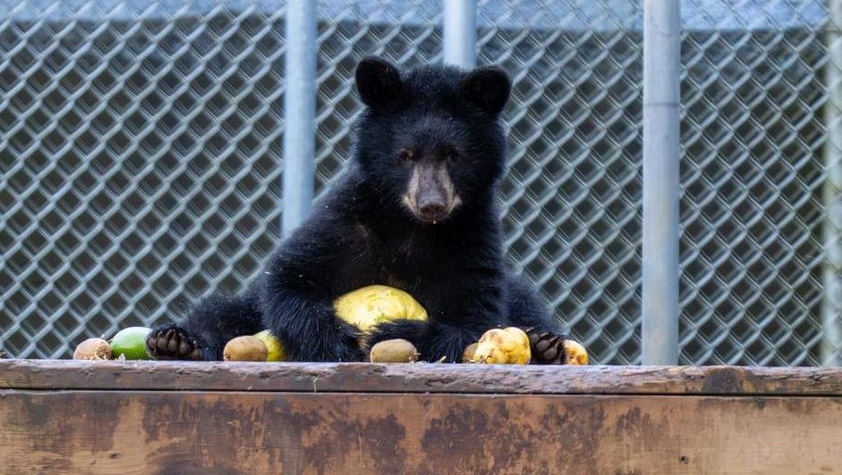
[1,390,839,475]
[2,359,842,395]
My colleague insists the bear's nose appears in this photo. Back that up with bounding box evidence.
[418,200,448,223]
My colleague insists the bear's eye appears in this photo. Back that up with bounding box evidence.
[444,150,459,164]
[398,149,414,162]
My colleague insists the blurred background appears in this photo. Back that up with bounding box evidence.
[1,0,838,365]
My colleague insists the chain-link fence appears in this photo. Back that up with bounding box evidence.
[0,0,835,365]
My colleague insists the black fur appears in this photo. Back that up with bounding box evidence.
[147,57,565,363]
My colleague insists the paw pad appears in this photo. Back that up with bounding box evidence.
[524,328,588,365]
[146,325,203,360]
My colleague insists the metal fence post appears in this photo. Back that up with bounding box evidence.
[443,0,476,68]
[642,0,681,365]
[823,0,842,366]
[282,0,317,235]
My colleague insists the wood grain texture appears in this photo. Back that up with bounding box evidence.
[2,359,842,395]
[1,390,840,475]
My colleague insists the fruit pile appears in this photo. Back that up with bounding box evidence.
[73,326,153,360]
[73,285,588,365]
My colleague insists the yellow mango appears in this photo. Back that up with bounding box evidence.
[254,330,286,362]
[333,285,427,332]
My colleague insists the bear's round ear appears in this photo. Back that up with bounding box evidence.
[355,57,403,109]
[461,66,511,116]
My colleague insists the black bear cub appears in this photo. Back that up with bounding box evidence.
[146,57,569,363]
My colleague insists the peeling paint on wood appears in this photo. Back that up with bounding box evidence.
[1,392,841,475]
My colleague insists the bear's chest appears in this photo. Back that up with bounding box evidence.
[346,220,477,295]
[383,230,467,283]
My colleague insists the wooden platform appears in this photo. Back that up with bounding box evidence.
[1,360,841,475]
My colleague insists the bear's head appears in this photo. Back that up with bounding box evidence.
[352,57,511,224]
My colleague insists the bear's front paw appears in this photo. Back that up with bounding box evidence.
[524,328,588,365]
[146,324,204,360]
